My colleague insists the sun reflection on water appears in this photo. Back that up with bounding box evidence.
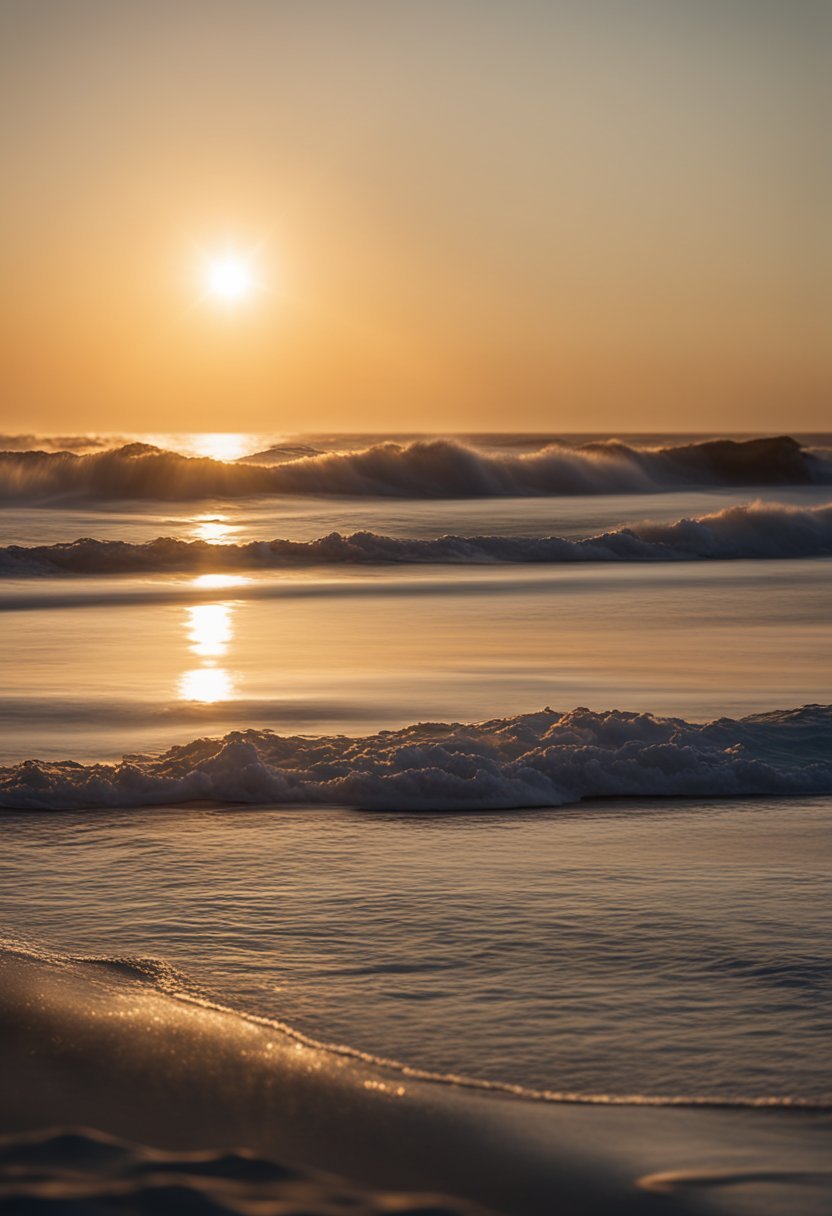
[178,666,235,704]
[192,514,234,544]
[192,574,251,590]
[186,603,233,658]
[177,576,251,703]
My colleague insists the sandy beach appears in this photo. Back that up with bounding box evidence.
[1,945,829,1216]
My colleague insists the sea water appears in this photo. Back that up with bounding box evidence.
[0,432,830,1108]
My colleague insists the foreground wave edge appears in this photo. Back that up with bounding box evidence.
[1,944,831,1215]
[2,704,830,812]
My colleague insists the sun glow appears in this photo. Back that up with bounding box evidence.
[189,433,252,462]
[204,254,254,302]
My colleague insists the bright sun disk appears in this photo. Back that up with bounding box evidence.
[205,255,254,302]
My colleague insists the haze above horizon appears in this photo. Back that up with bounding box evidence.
[1,0,828,433]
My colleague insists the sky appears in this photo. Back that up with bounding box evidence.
[0,0,829,434]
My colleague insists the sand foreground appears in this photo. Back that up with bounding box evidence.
[0,946,829,1215]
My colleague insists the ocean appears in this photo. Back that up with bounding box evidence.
[1,431,831,1213]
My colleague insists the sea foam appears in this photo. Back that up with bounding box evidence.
[1,704,829,811]
[1,500,831,575]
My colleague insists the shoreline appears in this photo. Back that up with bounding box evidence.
[1,947,830,1215]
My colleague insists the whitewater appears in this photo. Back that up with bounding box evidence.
[2,704,830,812]
[2,500,832,574]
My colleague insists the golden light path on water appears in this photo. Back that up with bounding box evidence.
[179,666,235,704]
[177,574,251,704]
[192,513,236,543]
[186,604,233,658]
[190,575,251,591]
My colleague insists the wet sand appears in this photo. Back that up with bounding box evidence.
[1,947,829,1215]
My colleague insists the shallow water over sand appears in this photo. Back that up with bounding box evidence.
[2,794,830,1103]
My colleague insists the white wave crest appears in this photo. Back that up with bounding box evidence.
[1,704,829,812]
[2,501,831,575]
[0,435,829,503]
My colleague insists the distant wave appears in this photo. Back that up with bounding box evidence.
[2,501,831,575]
[242,442,323,463]
[0,433,122,453]
[2,704,829,811]
[1,435,830,503]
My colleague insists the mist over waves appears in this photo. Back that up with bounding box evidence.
[1,435,830,503]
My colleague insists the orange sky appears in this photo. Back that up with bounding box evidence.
[1,0,829,433]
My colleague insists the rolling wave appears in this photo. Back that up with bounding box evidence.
[0,433,124,453]
[2,704,829,811]
[1,435,830,502]
[2,501,831,574]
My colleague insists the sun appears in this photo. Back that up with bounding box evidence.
[204,254,254,302]
[194,240,275,310]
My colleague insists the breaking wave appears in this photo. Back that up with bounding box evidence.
[1,704,829,811]
[2,500,831,575]
[1,435,830,503]
[0,433,123,454]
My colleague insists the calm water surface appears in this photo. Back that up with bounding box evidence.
[0,559,829,760]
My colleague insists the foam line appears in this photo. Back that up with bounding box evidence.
[2,704,829,812]
[2,500,831,574]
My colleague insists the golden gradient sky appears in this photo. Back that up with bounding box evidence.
[1,0,829,433]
